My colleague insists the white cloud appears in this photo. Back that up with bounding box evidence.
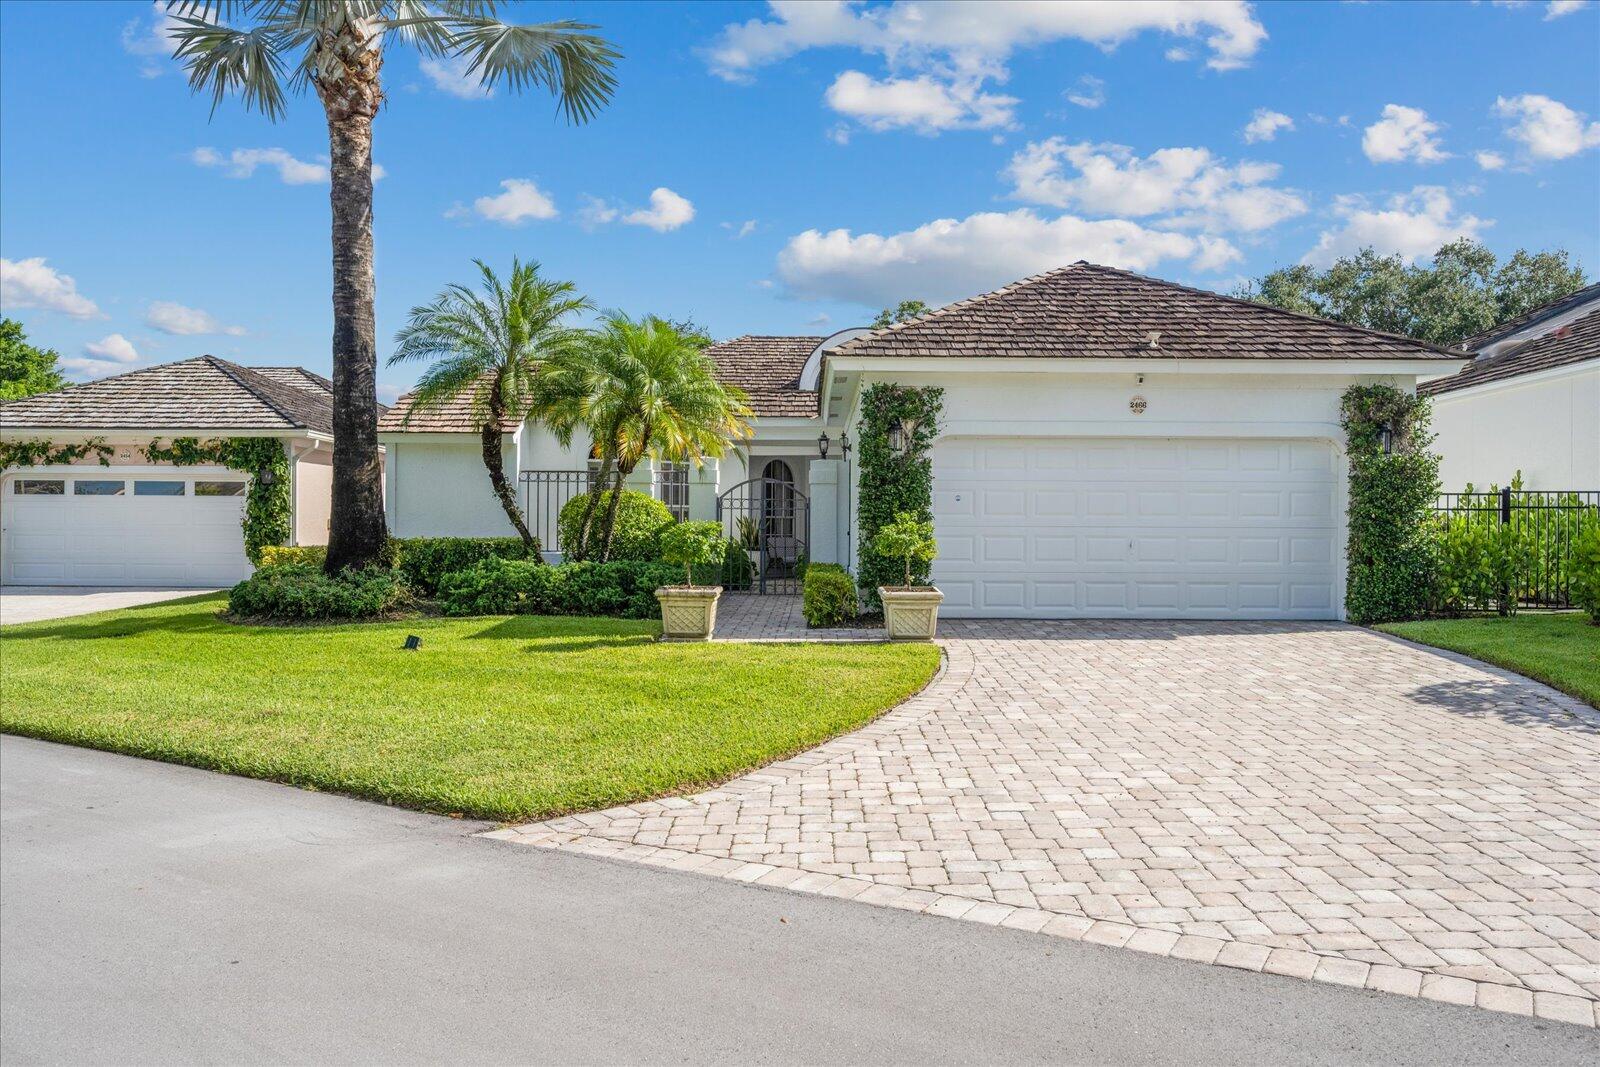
[420,53,494,100]
[1475,150,1507,171]
[83,333,140,363]
[576,195,621,229]
[1242,108,1294,144]
[623,188,696,232]
[706,1,1266,81]
[0,257,102,319]
[1065,75,1106,109]
[776,208,1234,306]
[1302,186,1487,267]
[145,301,245,337]
[825,70,1017,133]
[120,2,188,78]
[466,179,559,225]
[1004,139,1306,233]
[1362,104,1450,164]
[723,220,759,239]
[1546,1,1589,19]
[1492,93,1600,161]
[193,147,328,184]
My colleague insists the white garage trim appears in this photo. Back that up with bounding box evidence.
[932,437,1345,620]
[1,466,252,588]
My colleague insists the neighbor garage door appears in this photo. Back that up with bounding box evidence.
[1,469,252,587]
[931,438,1338,619]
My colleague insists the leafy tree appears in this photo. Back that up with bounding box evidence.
[0,319,65,400]
[1235,239,1586,348]
[166,1,619,573]
[538,314,751,561]
[871,299,930,329]
[390,259,591,550]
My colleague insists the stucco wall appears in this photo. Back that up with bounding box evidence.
[383,437,521,538]
[293,448,332,545]
[1430,361,1599,491]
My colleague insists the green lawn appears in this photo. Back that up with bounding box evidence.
[1376,613,1600,708]
[0,595,940,821]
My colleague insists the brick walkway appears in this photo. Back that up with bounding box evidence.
[488,620,1600,1027]
[714,593,884,642]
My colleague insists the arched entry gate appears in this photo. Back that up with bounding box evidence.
[716,473,808,594]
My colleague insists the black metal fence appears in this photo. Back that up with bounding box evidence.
[1431,488,1600,610]
[520,470,591,555]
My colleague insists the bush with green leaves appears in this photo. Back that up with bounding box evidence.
[802,564,858,627]
[437,557,684,619]
[872,512,938,589]
[1340,385,1440,625]
[557,489,674,561]
[1572,520,1600,624]
[392,536,536,595]
[258,545,328,569]
[228,564,412,621]
[856,383,942,606]
[658,521,724,587]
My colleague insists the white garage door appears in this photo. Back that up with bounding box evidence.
[932,438,1339,619]
[1,469,252,587]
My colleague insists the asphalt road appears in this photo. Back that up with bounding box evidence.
[2,736,1594,1066]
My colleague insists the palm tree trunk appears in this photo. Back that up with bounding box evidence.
[597,462,631,560]
[573,422,619,561]
[483,388,536,550]
[319,26,387,574]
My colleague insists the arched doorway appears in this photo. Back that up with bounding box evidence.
[716,464,808,594]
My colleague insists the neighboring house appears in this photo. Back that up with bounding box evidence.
[0,356,344,587]
[1421,283,1600,491]
[383,262,1464,620]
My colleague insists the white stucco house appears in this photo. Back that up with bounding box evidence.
[0,357,343,586]
[380,262,1466,621]
[1422,283,1599,492]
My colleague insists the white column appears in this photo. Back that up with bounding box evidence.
[808,458,842,565]
[688,459,720,521]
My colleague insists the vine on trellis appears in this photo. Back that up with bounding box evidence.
[855,383,943,608]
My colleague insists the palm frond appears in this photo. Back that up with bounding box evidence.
[442,18,620,123]
[168,16,293,120]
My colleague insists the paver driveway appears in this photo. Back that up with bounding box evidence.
[491,620,1600,1027]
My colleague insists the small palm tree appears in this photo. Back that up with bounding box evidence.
[390,259,590,549]
[165,2,619,572]
[539,314,751,561]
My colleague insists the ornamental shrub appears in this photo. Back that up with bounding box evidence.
[557,489,674,561]
[872,512,938,589]
[392,536,537,595]
[1340,385,1440,625]
[856,383,942,607]
[437,558,683,619]
[228,564,411,621]
[802,564,858,627]
[1571,521,1600,624]
[258,545,327,569]
[658,521,725,586]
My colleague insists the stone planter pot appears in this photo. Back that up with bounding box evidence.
[655,586,722,641]
[878,586,944,641]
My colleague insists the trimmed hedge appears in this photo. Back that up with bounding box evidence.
[438,557,683,619]
[802,564,858,628]
[1573,522,1600,624]
[392,536,537,595]
[259,545,327,569]
[228,564,411,621]
[557,489,673,561]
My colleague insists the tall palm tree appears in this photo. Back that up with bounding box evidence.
[538,314,751,561]
[390,259,590,549]
[165,2,619,572]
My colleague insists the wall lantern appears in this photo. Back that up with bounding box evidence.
[817,432,831,458]
[886,418,906,455]
[256,467,277,486]
[840,434,852,459]
[1379,424,1394,455]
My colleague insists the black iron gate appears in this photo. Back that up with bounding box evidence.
[716,477,808,594]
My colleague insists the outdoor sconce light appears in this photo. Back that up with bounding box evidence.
[840,434,852,458]
[887,418,906,455]
[817,432,830,458]
[256,467,277,486]
[1380,424,1394,455]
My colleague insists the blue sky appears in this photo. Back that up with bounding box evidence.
[2,1,1597,400]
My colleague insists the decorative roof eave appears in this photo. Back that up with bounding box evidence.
[823,355,1469,377]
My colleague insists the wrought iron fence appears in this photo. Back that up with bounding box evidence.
[1431,488,1600,610]
[520,470,591,555]
[654,462,690,522]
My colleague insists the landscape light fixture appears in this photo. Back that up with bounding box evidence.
[403,635,421,651]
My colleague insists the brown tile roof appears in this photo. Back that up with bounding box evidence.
[831,262,1467,362]
[707,335,823,418]
[1420,308,1600,396]
[252,366,334,396]
[1461,283,1600,352]
[0,356,334,434]
[377,383,521,434]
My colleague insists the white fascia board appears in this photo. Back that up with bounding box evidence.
[824,356,1467,378]
[1428,356,1600,401]
[0,427,329,443]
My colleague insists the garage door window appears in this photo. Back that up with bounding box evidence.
[194,480,246,497]
[73,480,126,496]
[133,480,186,497]
[14,479,64,495]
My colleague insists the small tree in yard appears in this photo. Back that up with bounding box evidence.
[872,512,937,589]
[658,521,722,587]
